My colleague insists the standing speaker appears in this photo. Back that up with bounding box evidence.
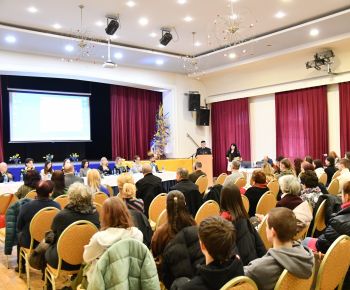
[196,109,210,126]
[188,93,200,111]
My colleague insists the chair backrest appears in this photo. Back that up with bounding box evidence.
[93,202,103,224]
[327,178,339,196]
[235,177,247,189]
[315,235,350,290]
[25,190,37,199]
[267,179,279,198]
[274,269,313,290]
[148,193,167,224]
[195,200,220,224]
[155,209,167,230]
[93,192,108,205]
[220,276,258,290]
[196,175,208,194]
[258,215,273,250]
[241,171,248,180]
[0,193,14,215]
[311,200,326,237]
[57,220,98,266]
[256,191,276,215]
[241,195,250,213]
[54,195,69,209]
[332,170,341,180]
[293,223,310,241]
[29,207,60,249]
[216,173,227,185]
[105,184,114,197]
[318,173,327,186]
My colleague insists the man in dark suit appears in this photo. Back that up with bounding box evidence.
[64,164,83,189]
[195,140,211,157]
[136,164,164,217]
[189,161,206,183]
[0,162,13,182]
[170,168,203,216]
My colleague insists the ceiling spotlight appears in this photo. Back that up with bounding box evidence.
[95,21,104,27]
[139,17,149,26]
[228,53,236,59]
[156,59,164,65]
[114,52,123,59]
[310,28,319,37]
[5,35,16,43]
[126,1,136,7]
[52,23,62,29]
[105,16,120,35]
[65,44,74,52]
[184,16,193,22]
[159,28,173,46]
[27,6,38,13]
[177,0,187,4]
[275,11,286,19]
[149,32,157,38]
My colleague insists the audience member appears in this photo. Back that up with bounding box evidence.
[325,156,337,186]
[149,153,160,173]
[337,158,350,193]
[178,216,244,290]
[121,183,144,213]
[45,183,100,271]
[188,161,206,183]
[300,170,322,208]
[261,162,275,182]
[245,171,269,217]
[62,158,71,171]
[51,171,66,199]
[244,208,314,290]
[98,157,111,176]
[293,158,303,177]
[64,164,83,189]
[130,155,143,173]
[313,159,325,178]
[40,161,53,180]
[87,169,109,196]
[276,175,303,210]
[0,162,13,182]
[262,156,273,166]
[301,161,315,173]
[276,158,295,179]
[117,172,135,193]
[136,164,164,217]
[273,156,285,174]
[329,151,339,163]
[223,161,244,187]
[15,170,41,199]
[220,184,266,265]
[345,152,350,160]
[83,197,143,284]
[79,159,90,177]
[170,168,202,216]
[114,156,129,174]
[304,155,313,165]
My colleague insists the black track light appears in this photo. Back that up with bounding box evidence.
[105,18,119,35]
[159,29,173,46]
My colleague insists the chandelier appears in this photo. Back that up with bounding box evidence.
[182,32,202,77]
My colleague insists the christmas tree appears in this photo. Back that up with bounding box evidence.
[150,104,170,159]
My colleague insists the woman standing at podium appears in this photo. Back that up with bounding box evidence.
[226,143,241,172]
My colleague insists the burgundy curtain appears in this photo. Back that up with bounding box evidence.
[340,82,350,157]
[275,86,328,161]
[211,98,251,176]
[110,85,162,160]
[0,76,4,161]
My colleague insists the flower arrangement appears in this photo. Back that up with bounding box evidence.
[43,153,54,162]
[9,153,21,164]
[70,153,80,162]
[150,104,170,159]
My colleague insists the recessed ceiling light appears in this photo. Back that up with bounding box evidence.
[228,53,236,59]
[194,41,201,47]
[158,44,165,48]
[156,59,164,65]
[242,49,247,54]
[184,16,193,22]
[101,55,105,59]
[27,6,38,13]
[52,23,62,29]
[230,14,238,20]
[126,1,136,7]
[95,21,104,27]
[110,35,119,40]
[275,11,286,19]
[149,32,157,38]
[138,17,149,26]
[114,52,123,59]
[310,28,319,36]
[5,35,16,43]
[177,0,187,4]
[65,44,74,52]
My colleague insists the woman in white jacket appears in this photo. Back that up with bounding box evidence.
[83,196,143,283]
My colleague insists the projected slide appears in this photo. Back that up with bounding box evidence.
[9,92,91,142]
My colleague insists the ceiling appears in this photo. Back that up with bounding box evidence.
[0,0,350,74]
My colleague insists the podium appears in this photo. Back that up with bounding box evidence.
[195,155,213,186]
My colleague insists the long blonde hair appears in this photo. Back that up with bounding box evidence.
[87,169,102,193]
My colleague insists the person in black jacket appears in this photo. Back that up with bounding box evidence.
[0,162,13,182]
[136,164,164,217]
[325,156,338,186]
[170,168,202,216]
[188,161,206,184]
[245,170,269,217]
[177,216,244,290]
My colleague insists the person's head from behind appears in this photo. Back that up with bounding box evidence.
[101,197,133,230]
[134,155,141,164]
[262,162,274,176]
[36,180,54,199]
[338,158,350,171]
[24,169,41,188]
[266,207,297,245]
[0,162,7,174]
[199,216,236,263]
[280,158,292,171]
[166,190,195,235]
[231,160,241,171]
[100,157,108,166]
[121,183,137,200]
[294,158,303,171]
[87,169,102,191]
[64,164,75,174]
[25,158,34,169]
[51,170,65,190]
[329,151,338,159]
[117,173,134,193]
[67,183,93,212]
[148,152,156,162]
[301,161,315,172]
[201,140,206,148]
[300,170,318,189]
[252,170,266,185]
[193,161,202,171]
[176,168,189,181]
[81,159,89,169]
[304,155,313,164]
[278,175,301,196]
[220,184,248,220]
[142,164,152,175]
[345,152,350,160]
[275,156,285,167]
[342,181,350,204]
[325,156,335,167]
[313,159,323,169]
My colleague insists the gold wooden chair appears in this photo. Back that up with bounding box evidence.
[105,184,114,196]
[155,209,167,231]
[235,177,247,189]
[25,190,37,199]
[0,193,14,215]
[220,276,258,290]
[267,179,279,198]
[314,235,350,290]
[196,175,209,194]
[241,171,248,181]
[216,173,227,185]
[93,202,103,224]
[311,200,326,237]
[241,195,250,213]
[19,207,60,289]
[327,178,339,196]
[54,195,69,209]
[332,170,341,180]
[195,200,220,225]
[93,192,108,205]
[318,173,327,186]
[256,191,276,215]
[258,215,273,250]
[149,193,167,231]
[274,269,314,290]
[44,220,98,290]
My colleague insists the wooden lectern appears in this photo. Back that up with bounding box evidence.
[195,155,213,186]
